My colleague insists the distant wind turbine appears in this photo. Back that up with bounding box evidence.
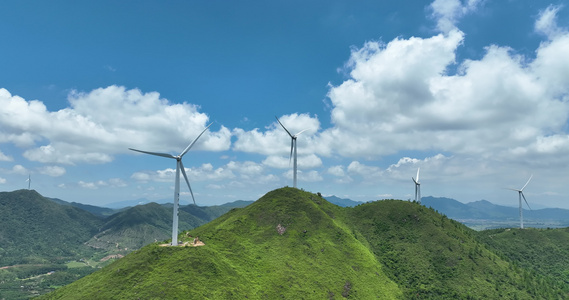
[129,123,212,245]
[275,116,308,188]
[412,168,421,203]
[26,174,31,190]
[506,174,533,229]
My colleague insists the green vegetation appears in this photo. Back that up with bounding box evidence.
[476,227,569,293]
[0,190,102,267]
[40,188,566,299]
[0,189,245,299]
[346,200,566,299]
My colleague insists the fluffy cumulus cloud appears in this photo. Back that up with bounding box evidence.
[323,8,569,166]
[0,86,231,165]
[233,113,327,157]
[9,165,28,175]
[262,154,322,169]
[38,165,66,177]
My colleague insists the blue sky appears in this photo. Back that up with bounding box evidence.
[2,0,569,208]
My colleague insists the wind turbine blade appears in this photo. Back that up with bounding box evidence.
[521,192,532,210]
[520,174,533,191]
[289,139,294,165]
[179,160,196,205]
[416,167,420,183]
[275,116,294,138]
[412,177,418,185]
[505,188,521,192]
[180,122,213,157]
[129,148,176,159]
[294,129,309,137]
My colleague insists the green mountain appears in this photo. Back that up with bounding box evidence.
[0,190,252,299]
[85,202,211,251]
[0,190,102,266]
[41,188,563,299]
[85,201,254,252]
[47,197,117,218]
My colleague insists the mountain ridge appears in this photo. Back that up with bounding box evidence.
[40,188,563,299]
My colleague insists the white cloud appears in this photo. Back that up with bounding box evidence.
[233,113,328,157]
[535,5,564,39]
[108,178,127,187]
[262,154,322,169]
[0,177,5,184]
[0,150,12,161]
[131,172,151,181]
[10,165,28,175]
[0,86,231,165]
[327,165,345,177]
[38,165,66,177]
[429,0,482,33]
[284,170,323,182]
[77,178,127,189]
[132,163,236,183]
[78,181,98,189]
[322,18,569,167]
[347,161,382,178]
[226,161,264,176]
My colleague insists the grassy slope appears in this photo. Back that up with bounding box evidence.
[41,188,402,299]
[40,188,566,299]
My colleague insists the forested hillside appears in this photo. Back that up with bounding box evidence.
[41,188,566,299]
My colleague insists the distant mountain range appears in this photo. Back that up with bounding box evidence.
[323,194,569,229]
[324,195,363,207]
[422,196,569,221]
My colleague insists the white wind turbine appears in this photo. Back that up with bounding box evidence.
[275,116,308,188]
[129,123,212,245]
[26,174,31,190]
[507,174,533,229]
[412,167,421,203]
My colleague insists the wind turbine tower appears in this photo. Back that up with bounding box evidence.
[129,123,212,245]
[507,175,533,229]
[26,174,31,190]
[275,116,308,188]
[412,168,421,203]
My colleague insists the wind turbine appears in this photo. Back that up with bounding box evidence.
[129,123,212,245]
[507,174,533,229]
[275,116,308,188]
[26,174,31,190]
[412,168,421,203]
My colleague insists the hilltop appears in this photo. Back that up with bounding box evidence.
[41,188,564,299]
